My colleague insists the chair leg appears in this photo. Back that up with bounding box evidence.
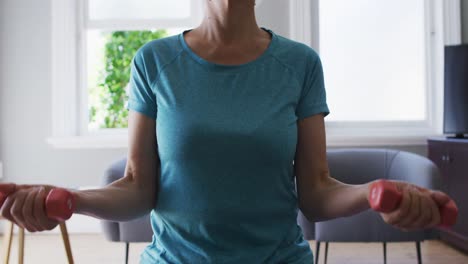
[2,221,14,264]
[416,241,422,264]
[324,242,329,264]
[59,222,74,264]
[125,243,130,264]
[18,227,24,264]
[315,241,320,264]
[383,242,387,264]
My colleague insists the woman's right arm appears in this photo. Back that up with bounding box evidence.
[71,110,159,221]
[0,110,158,231]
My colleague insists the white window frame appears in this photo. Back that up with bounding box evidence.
[48,0,203,149]
[290,0,461,147]
[48,0,461,149]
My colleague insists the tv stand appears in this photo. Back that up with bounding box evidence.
[428,138,468,253]
[447,134,467,139]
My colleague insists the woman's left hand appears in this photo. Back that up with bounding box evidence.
[378,182,452,231]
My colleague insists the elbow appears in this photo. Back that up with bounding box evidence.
[298,195,331,223]
[134,178,158,211]
[298,200,318,222]
[121,173,158,214]
[299,211,315,223]
[299,207,328,223]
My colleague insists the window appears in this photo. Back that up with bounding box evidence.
[49,0,460,148]
[85,0,202,132]
[319,0,427,122]
[49,0,202,148]
[290,0,461,145]
[87,30,168,130]
[88,0,192,20]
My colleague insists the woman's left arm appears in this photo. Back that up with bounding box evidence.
[294,113,369,222]
[295,113,450,231]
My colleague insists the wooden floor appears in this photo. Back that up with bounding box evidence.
[0,234,467,263]
[310,240,468,264]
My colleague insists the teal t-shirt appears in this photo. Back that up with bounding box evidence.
[128,27,330,264]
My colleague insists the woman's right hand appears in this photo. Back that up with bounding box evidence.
[0,183,60,232]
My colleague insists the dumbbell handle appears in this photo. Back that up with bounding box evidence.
[0,185,75,222]
[369,179,458,227]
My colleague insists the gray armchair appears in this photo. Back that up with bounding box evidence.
[297,148,442,264]
[100,158,152,264]
[101,149,442,264]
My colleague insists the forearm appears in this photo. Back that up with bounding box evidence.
[71,176,156,222]
[300,176,373,222]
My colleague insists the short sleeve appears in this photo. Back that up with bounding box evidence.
[296,53,330,120]
[127,49,158,120]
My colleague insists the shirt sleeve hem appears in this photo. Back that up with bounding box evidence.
[127,100,157,120]
[296,103,330,120]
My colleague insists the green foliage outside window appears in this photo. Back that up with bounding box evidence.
[89,30,167,129]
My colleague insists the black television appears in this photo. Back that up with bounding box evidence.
[444,45,468,139]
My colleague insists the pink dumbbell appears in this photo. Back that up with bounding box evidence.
[369,179,458,227]
[45,188,75,222]
[0,184,75,222]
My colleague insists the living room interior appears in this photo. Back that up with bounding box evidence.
[1,0,468,263]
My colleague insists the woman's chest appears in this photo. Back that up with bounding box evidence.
[154,64,303,164]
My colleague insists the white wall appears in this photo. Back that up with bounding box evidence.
[0,0,430,234]
[256,0,290,36]
[0,1,128,190]
[0,0,4,180]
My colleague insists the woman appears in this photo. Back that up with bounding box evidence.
[0,0,451,263]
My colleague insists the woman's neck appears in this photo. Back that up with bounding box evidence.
[195,0,263,45]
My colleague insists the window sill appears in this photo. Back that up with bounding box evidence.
[47,135,128,149]
[326,134,443,147]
